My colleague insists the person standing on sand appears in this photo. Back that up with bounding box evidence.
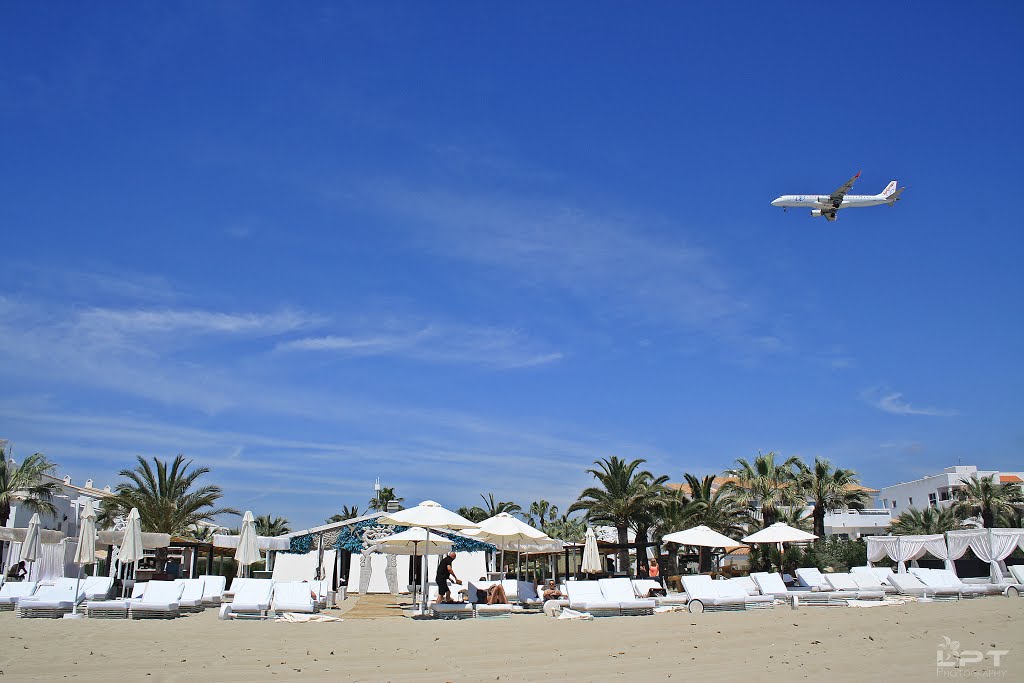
[648,558,660,578]
[436,551,460,603]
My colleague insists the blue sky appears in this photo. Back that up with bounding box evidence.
[1,3,1022,529]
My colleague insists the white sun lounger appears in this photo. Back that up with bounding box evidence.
[200,575,227,606]
[911,568,996,598]
[887,571,959,600]
[680,575,748,613]
[823,573,886,600]
[729,576,760,596]
[17,578,85,618]
[87,582,147,619]
[223,578,274,619]
[80,576,114,600]
[0,582,37,610]
[718,578,775,609]
[130,580,185,619]
[795,567,831,590]
[851,566,899,594]
[598,578,656,615]
[565,580,621,617]
[510,580,544,609]
[272,581,317,613]
[750,572,840,605]
[174,578,207,612]
[632,579,688,606]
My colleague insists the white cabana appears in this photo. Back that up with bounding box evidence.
[371,528,454,605]
[947,529,1024,583]
[580,527,603,574]
[865,534,946,573]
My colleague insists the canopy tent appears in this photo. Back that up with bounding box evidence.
[370,528,454,605]
[947,529,1024,583]
[865,534,950,574]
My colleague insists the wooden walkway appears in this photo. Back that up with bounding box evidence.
[334,593,408,619]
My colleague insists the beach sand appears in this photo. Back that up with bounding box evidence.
[1,597,1021,681]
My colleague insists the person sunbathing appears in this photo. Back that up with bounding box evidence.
[542,580,564,600]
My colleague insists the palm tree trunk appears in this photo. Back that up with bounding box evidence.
[983,510,994,529]
[616,525,629,574]
[698,546,712,573]
[813,506,826,538]
[664,542,679,575]
[634,525,649,578]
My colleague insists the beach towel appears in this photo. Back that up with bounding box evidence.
[274,612,342,623]
[557,608,593,621]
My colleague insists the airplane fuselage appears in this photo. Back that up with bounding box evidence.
[770,194,889,210]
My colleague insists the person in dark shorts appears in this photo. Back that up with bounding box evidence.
[435,551,460,603]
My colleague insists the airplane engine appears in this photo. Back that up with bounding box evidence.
[810,209,823,217]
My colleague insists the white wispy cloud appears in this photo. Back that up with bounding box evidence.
[349,182,774,350]
[76,307,315,340]
[864,388,960,417]
[278,323,562,369]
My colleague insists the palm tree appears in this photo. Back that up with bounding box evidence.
[676,474,748,572]
[367,487,403,513]
[325,505,361,524]
[798,458,871,538]
[890,506,964,535]
[98,454,239,570]
[952,474,1024,528]
[456,506,488,523]
[772,505,813,532]
[569,456,667,573]
[0,450,62,566]
[0,450,61,527]
[544,514,587,543]
[255,514,290,536]
[478,493,521,518]
[727,451,804,528]
[525,499,559,529]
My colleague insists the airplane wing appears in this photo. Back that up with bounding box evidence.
[827,171,861,207]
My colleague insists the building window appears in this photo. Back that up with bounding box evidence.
[928,493,937,508]
[892,500,897,508]
[908,497,913,506]
[939,490,950,501]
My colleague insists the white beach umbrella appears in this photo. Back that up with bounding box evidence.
[234,511,261,577]
[662,525,746,549]
[464,513,548,578]
[118,508,145,595]
[742,522,817,569]
[580,527,603,575]
[371,528,454,606]
[378,501,479,613]
[20,513,43,569]
[67,500,98,618]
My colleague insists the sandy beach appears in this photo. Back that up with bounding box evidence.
[1,597,1020,682]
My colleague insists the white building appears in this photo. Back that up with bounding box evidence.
[877,465,1024,515]
[3,468,113,538]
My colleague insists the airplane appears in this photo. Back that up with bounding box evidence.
[771,171,904,221]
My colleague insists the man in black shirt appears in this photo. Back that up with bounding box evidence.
[435,551,459,603]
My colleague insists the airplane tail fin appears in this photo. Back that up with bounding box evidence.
[880,180,898,198]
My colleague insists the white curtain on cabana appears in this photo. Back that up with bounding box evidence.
[865,535,938,573]
[945,529,974,570]
[866,536,896,566]
[921,536,955,571]
[27,543,67,582]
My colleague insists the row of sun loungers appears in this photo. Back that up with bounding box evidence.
[0,575,328,620]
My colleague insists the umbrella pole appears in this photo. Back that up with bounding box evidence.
[72,566,83,615]
[411,541,418,607]
[421,528,430,614]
